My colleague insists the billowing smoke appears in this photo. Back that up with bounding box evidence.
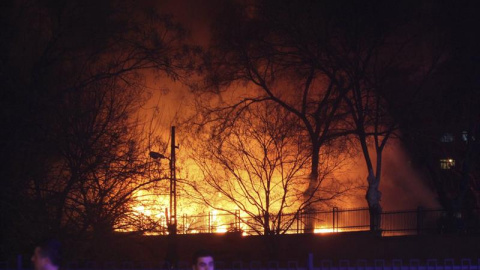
[380,141,440,210]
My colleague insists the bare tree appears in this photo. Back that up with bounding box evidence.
[195,0,448,233]
[0,0,193,252]
[187,102,351,235]
[44,80,172,236]
[195,0,359,231]
[399,1,480,229]
[335,1,447,230]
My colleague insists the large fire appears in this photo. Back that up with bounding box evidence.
[117,115,433,236]
[122,187,352,235]
[116,145,365,235]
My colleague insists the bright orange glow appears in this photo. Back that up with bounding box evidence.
[314,227,335,234]
[127,91,370,235]
[211,210,228,233]
[117,130,429,236]
[215,226,228,233]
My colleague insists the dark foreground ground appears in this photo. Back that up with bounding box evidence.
[6,232,480,269]
[54,232,480,266]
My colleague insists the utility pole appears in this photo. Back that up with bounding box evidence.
[166,126,178,270]
[169,126,177,235]
[149,126,178,269]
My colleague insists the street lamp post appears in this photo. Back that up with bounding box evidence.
[149,126,178,235]
[169,126,177,235]
[149,126,179,270]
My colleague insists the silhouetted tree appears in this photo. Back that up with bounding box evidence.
[188,102,351,234]
[0,0,192,257]
[325,0,446,231]
[196,0,360,231]
[399,1,480,231]
[199,0,449,232]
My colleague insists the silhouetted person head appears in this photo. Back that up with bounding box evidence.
[192,249,214,270]
[31,239,62,270]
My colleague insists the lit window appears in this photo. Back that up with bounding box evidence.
[440,133,454,142]
[440,159,455,169]
[462,131,468,142]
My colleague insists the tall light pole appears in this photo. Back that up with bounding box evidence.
[149,126,178,235]
[149,126,178,269]
[169,126,177,235]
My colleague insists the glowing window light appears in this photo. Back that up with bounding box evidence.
[440,133,454,143]
[462,131,468,142]
[440,159,455,169]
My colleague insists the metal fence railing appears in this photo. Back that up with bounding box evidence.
[174,207,480,236]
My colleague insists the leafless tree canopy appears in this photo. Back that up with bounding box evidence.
[191,0,448,232]
[0,0,194,251]
[187,102,354,234]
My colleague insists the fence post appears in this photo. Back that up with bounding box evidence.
[333,207,338,232]
[308,253,314,270]
[296,212,300,234]
[208,211,212,233]
[235,210,239,231]
[17,254,22,270]
[183,214,186,234]
[301,211,306,234]
[417,207,424,235]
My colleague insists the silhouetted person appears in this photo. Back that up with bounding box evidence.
[31,239,62,270]
[192,250,214,270]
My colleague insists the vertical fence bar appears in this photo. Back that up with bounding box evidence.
[332,207,336,232]
[17,255,22,270]
[183,214,186,234]
[235,210,240,231]
[296,212,300,234]
[208,211,211,233]
[308,253,314,270]
[417,207,423,235]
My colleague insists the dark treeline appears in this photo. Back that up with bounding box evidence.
[0,0,194,260]
[399,1,480,223]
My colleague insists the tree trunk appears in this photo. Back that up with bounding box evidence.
[304,144,320,233]
[264,212,271,235]
[366,169,382,232]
